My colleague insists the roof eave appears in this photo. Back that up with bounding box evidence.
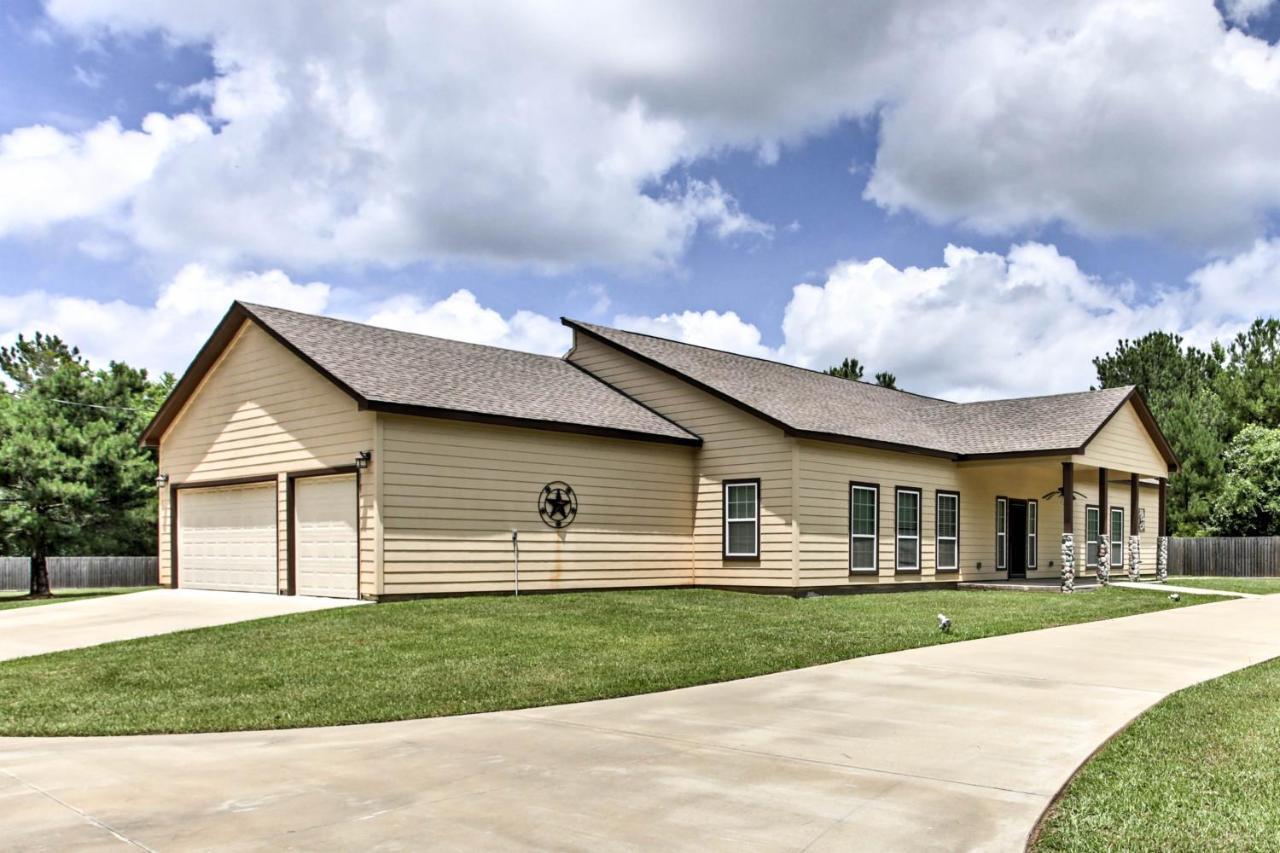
[139,301,370,448]
[365,400,703,447]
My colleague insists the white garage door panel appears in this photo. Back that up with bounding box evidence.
[295,474,359,599]
[178,484,277,593]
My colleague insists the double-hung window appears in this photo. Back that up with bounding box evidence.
[1110,507,1125,568]
[1085,506,1100,568]
[1027,500,1038,569]
[995,497,1007,570]
[849,483,878,572]
[723,480,760,558]
[936,491,959,571]
[896,488,922,571]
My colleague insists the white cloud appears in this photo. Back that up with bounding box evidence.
[363,290,568,355]
[0,113,208,237]
[1223,0,1275,25]
[0,267,568,378]
[613,310,774,359]
[5,235,1280,400]
[16,0,1280,269]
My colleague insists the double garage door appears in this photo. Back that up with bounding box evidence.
[176,475,358,598]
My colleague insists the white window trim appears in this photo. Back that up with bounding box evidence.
[996,497,1007,570]
[1027,500,1038,569]
[936,491,958,571]
[1085,506,1100,568]
[896,488,922,571]
[723,480,759,558]
[1110,507,1125,567]
[850,484,878,573]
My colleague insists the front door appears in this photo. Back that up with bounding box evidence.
[1008,500,1028,579]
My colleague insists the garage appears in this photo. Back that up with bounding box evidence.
[293,473,359,599]
[177,482,277,593]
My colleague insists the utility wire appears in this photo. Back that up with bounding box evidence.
[49,398,158,414]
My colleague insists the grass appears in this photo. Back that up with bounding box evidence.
[1034,655,1280,852]
[0,586,1220,737]
[1168,576,1280,595]
[0,587,152,611]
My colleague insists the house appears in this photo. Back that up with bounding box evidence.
[142,302,1178,599]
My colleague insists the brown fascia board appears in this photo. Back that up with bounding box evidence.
[143,303,703,450]
[140,302,369,448]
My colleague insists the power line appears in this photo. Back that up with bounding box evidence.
[49,398,157,414]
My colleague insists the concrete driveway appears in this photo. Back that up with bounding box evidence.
[2,594,1279,851]
[0,589,361,662]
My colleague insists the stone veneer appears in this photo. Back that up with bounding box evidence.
[1127,534,1142,581]
[1061,533,1075,593]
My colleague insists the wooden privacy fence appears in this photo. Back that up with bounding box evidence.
[0,557,159,590]
[1168,537,1280,577]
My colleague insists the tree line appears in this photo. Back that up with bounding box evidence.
[0,334,172,595]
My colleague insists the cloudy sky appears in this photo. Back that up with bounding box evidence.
[4,0,1280,400]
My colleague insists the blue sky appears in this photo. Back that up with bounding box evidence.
[4,1,1280,400]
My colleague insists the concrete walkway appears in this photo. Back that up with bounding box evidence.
[2,595,1279,852]
[1111,580,1259,598]
[0,589,361,662]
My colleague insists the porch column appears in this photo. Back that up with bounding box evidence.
[1096,467,1110,586]
[1061,462,1075,593]
[1157,477,1169,582]
[1127,472,1142,581]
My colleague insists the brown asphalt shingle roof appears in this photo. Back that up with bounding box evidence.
[566,320,1147,460]
[230,304,701,445]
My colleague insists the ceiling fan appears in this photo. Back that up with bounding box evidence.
[1041,486,1089,501]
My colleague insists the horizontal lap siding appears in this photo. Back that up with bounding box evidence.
[799,441,963,585]
[1075,402,1168,479]
[379,415,695,594]
[569,335,794,587]
[157,322,375,592]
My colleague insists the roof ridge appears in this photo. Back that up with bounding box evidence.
[953,385,1135,407]
[564,318,956,405]
[238,301,571,363]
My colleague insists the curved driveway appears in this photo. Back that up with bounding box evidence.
[3,594,1279,852]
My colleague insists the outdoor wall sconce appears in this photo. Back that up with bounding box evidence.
[355,450,372,470]
[155,473,169,487]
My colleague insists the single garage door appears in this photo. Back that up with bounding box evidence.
[295,474,359,599]
[178,483,277,593]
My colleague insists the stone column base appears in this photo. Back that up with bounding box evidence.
[1061,533,1075,593]
[1156,535,1169,582]
[1127,534,1142,582]
[1096,537,1110,586]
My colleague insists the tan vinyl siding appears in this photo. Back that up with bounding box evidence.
[1075,401,1169,478]
[157,321,375,589]
[797,441,962,585]
[956,460,1068,581]
[379,414,695,594]
[568,334,794,586]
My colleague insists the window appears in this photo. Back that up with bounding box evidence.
[1085,506,1100,567]
[995,497,1007,570]
[1027,499,1038,569]
[850,483,878,572]
[936,491,959,571]
[1110,507,1125,567]
[896,488,921,571]
[723,480,759,558]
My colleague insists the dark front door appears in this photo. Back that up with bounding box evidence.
[1008,500,1028,579]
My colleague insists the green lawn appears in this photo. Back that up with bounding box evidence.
[0,586,1219,737]
[1168,576,1280,595]
[1034,655,1280,852]
[0,587,152,611]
